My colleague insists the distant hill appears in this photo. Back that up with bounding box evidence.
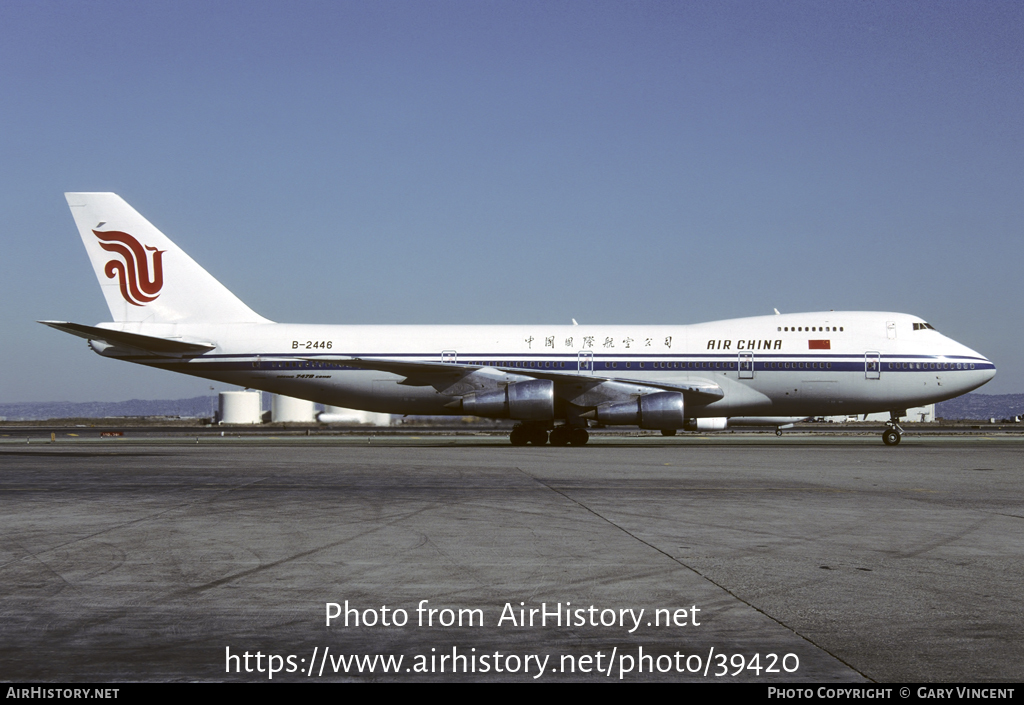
[935,393,1024,421]
[1,392,1021,422]
[0,396,219,421]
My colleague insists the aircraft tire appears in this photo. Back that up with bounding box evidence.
[882,429,901,446]
[509,428,529,446]
[549,427,570,446]
[661,429,677,437]
[776,429,783,437]
[569,428,589,446]
[529,428,549,445]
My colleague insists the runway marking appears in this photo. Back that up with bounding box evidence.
[513,465,872,682]
[0,474,275,571]
[897,515,994,559]
[169,504,437,598]
[4,539,72,590]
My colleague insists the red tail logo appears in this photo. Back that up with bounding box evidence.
[93,230,165,306]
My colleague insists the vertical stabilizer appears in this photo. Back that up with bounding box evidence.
[65,193,270,324]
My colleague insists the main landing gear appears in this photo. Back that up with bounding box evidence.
[550,425,589,446]
[882,416,904,446]
[510,423,589,446]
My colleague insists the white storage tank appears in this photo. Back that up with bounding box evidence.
[218,391,262,424]
[271,394,317,423]
[318,405,392,426]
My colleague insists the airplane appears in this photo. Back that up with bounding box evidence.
[42,193,996,446]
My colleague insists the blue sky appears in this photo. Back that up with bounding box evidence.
[2,0,1021,401]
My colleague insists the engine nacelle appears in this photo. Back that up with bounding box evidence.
[595,392,685,430]
[461,379,554,420]
[687,417,728,431]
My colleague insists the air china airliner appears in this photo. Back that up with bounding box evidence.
[43,193,995,446]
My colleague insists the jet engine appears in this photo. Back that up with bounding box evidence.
[593,392,685,430]
[460,379,554,420]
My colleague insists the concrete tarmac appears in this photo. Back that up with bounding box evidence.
[1,433,1021,682]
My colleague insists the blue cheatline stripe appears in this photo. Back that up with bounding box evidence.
[137,353,992,374]
[136,350,991,362]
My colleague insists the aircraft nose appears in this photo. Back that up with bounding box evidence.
[979,358,996,383]
[938,333,996,394]
[958,347,996,392]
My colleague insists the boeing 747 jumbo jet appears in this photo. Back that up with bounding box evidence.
[43,193,995,446]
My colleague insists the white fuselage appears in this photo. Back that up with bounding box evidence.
[98,310,995,419]
[53,193,997,441]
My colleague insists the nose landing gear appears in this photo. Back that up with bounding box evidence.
[882,416,904,446]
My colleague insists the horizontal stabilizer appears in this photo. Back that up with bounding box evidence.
[39,321,215,355]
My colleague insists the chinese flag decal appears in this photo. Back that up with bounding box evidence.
[808,340,831,350]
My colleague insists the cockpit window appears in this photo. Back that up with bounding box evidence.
[913,322,936,331]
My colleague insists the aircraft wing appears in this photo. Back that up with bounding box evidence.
[312,356,478,380]
[39,321,216,355]
[304,356,725,403]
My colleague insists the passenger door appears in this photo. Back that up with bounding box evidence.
[738,351,754,379]
[865,351,881,380]
[578,350,594,374]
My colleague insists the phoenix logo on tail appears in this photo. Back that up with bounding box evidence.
[93,230,165,305]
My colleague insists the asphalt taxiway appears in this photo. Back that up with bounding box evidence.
[1,433,1021,682]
